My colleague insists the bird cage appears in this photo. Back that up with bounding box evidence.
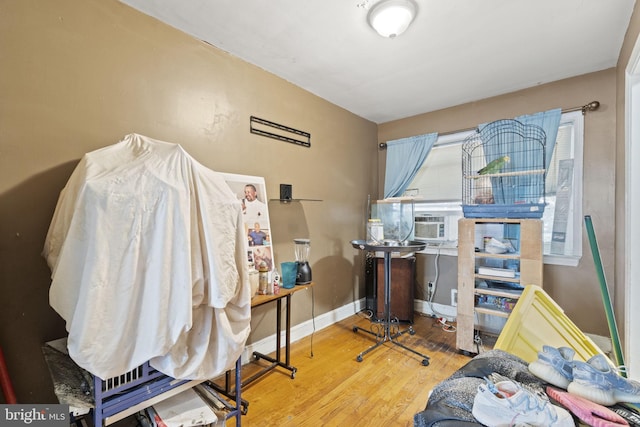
[462,119,546,218]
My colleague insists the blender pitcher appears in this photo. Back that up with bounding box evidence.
[294,238,312,284]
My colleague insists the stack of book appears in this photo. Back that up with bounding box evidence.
[477,266,516,278]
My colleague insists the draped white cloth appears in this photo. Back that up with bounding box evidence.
[43,133,251,380]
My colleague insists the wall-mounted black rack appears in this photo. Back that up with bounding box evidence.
[250,116,311,147]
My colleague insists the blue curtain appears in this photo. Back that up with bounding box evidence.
[383,132,438,198]
[515,108,562,170]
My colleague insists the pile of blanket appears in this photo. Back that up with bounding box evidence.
[43,133,251,381]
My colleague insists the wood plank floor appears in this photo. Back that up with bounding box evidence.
[222,313,475,427]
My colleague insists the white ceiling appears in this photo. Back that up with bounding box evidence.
[119,0,635,124]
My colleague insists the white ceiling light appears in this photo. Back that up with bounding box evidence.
[367,0,417,38]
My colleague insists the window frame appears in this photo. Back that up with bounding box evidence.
[406,111,584,266]
[543,110,583,266]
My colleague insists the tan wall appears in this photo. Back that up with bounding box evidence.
[378,69,618,337]
[0,0,377,402]
[1,0,634,404]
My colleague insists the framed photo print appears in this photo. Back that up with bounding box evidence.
[221,173,274,272]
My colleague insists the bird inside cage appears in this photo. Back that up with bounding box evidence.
[477,155,510,176]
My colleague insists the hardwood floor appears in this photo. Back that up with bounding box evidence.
[222,312,474,427]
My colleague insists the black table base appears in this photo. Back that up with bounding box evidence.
[351,240,430,366]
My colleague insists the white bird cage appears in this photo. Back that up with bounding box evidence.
[461,119,546,218]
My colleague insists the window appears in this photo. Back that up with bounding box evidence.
[406,111,584,265]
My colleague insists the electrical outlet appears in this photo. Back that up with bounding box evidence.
[451,289,458,307]
[427,281,434,299]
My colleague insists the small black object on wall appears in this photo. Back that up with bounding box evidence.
[280,184,292,201]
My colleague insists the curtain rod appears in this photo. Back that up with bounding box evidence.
[378,100,600,149]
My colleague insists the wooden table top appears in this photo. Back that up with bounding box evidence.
[250,282,314,308]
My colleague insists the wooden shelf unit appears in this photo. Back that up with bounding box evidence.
[456,218,543,354]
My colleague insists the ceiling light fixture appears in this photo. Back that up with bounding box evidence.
[367,0,417,38]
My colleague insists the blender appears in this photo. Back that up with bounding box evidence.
[294,238,312,284]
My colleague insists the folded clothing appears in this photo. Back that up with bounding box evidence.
[609,404,640,427]
[546,386,629,427]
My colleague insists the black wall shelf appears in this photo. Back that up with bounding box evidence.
[272,184,321,202]
[269,198,322,203]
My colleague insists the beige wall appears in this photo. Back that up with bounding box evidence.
[378,69,618,337]
[0,0,377,402]
[1,0,634,404]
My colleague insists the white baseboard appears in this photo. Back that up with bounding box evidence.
[241,298,366,362]
[241,298,457,364]
[414,299,457,323]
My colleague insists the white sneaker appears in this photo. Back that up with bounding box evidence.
[568,354,640,406]
[472,377,574,427]
[528,345,576,389]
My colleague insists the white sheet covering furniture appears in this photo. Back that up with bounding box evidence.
[43,133,251,381]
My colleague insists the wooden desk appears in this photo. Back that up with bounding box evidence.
[243,282,314,385]
[221,283,314,402]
